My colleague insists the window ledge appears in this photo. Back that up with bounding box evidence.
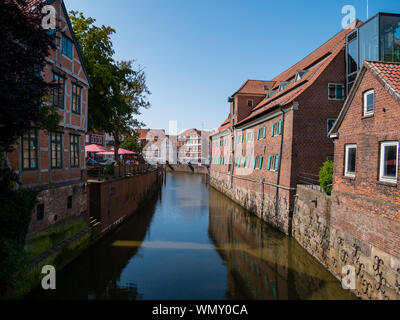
[377,180,397,187]
[362,114,374,120]
[343,175,356,180]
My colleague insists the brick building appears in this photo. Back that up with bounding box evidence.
[7,0,91,236]
[210,23,362,235]
[86,131,105,146]
[329,60,400,259]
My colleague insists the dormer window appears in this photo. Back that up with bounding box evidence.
[279,81,290,92]
[267,90,276,99]
[363,89,374,116]
[295,70,307,82]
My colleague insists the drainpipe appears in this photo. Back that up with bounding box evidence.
[275,105,285,217]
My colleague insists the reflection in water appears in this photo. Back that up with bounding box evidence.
[208,190,355,300]
[28,172,354,300]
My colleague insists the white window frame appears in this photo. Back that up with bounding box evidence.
[363,89,375,116]
[379,141,399,183]
[345,144,357,177]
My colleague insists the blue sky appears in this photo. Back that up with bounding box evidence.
[64,0,399,133]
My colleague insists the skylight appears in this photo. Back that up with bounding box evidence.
[279,81,290,92]
[295,70,308,82]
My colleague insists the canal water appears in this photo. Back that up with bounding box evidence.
[29,172,355,300]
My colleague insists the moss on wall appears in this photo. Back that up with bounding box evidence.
[25,215,88,260]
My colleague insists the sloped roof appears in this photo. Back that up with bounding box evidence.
[233,80,275,96]
[236,21,363,126]
[368,61,400,95]
[218,116,231,132]
[330,60,400,137]
[22,0,92,86]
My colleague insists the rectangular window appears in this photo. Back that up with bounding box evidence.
[248,100,253,107]
[345,144,357,177]
[36,204,44,221]
[258,156,263,169]
[262,126,266,139]
[328,84,345,100]
[72,83,82,114]
[327,119,336,134]
[51,132,63,169]
[62,34,73,59]
[70,135,80,168]
[52,74,65,109]
[67,196,73,209]
[363,89,374,116]
[380,141,398,183]
[22,129,38,170]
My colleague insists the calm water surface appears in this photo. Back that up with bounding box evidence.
[29,172,355,300]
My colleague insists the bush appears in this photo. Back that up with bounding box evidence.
[0,187,38,297]
[319,161,334,195]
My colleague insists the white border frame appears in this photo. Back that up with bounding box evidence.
[345,144,357,177]
[380,141,399,183]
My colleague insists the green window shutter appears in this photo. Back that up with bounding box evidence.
[243,157,246,168]
[271,124,275,137]
[257,129,260,140]
[263,126,266,138]
[267,156,272,170]
[247,157,250,168]
[278,120,283,135]
[258,156,263,169]
[275,155,280,171]
[336,85,343,99]
[253,157,257,169]
[241,134,244,143]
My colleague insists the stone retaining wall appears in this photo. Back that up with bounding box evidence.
[210,169,293,235]
[292,185,400,300]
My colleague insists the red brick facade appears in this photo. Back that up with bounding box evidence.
[210,26,356,235]
[331,61,400,257]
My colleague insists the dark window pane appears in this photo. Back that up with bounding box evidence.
[347,147,356,173]
[384,145,397,177]
[348,37,358,74]
[37,204,44,221]
[366,92,374,112]
[380,15,400,63]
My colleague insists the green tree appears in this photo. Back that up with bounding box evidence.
[319,161,334,195]
[106,61,150,162]
[121,132,142,154]
[0,0,58,297]
[69,13,150,163]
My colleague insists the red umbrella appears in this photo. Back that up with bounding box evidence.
[85,144,111,153]
[112,147,136,155]
[97,148,137,155]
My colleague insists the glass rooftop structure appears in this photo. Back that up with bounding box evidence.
[346,13,400,93]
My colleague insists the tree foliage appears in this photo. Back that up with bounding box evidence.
[0,0,59,153]
[0,0,59,297]
[120,132,143,154]
[70,12,150,163]
[319,161,334,195]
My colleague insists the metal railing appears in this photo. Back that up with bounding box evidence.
[87,164,158,181]
[297,172,321,190]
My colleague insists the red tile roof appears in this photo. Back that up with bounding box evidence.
[237,21,363,126]
[233,80,275,96]
[218,116,231,132]
[368,61,400,96]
